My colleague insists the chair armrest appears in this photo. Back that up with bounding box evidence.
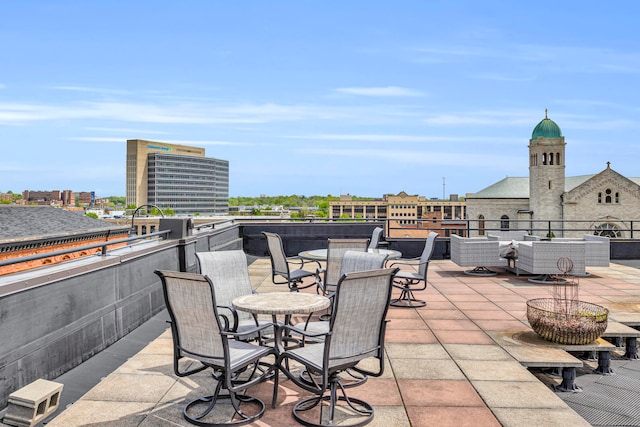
[216,304,239,332]
[275,323,329,352]
[387,258,421,268]
[222,321,275,339]
[315,268,326,293]
[288,256,321,270]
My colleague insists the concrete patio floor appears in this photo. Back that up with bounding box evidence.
[31,259,640,426]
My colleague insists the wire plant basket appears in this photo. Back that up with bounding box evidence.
[526,257,609,345]
[527,298,609,345]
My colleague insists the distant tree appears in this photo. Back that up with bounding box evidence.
[162,206,175,216]
[86,212,99,219]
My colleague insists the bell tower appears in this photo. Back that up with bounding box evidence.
[528,110,565,221]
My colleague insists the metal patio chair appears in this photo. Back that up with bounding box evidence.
[155,270,276,426]
[387,232,438,308]
[196,250,274,343]
[273,267,398,427]
[263,231,317,291]
[300,250,388,336]
[315,238,369,296]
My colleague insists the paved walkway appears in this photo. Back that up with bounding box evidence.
[32,259,640,426]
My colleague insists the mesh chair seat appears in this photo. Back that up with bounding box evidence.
[394,270,422,281]
[226,340,274,371]
[289,268,315,282]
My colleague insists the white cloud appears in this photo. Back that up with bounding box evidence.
[85,127,172,135]
[298,147,521,167]
[50,85,131,95]
[67,136,251,146]
[335,86,423,97]
[66,137,126,143]
[288,133,517,144]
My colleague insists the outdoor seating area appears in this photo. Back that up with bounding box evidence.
[40,246,640,427]
[451,233,611,282]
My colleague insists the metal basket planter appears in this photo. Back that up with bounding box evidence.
[526,298,609,345]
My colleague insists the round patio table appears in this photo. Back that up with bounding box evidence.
[298,248,402,261]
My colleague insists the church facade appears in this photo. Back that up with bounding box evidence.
[466,112,640,238]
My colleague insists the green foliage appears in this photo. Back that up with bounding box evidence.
[86,212,99,219]
[108,196,126,205]
[228,194,366,209]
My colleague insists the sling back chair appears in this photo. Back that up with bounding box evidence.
[155,270,276,426]
[263,231,317,291]
[273,267,398,427]
[387,232,438,308]
[196,250,274,343]
[315,238,369,296]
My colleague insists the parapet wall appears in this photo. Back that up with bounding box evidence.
[0,223,243,410]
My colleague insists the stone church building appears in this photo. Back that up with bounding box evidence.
[466,112,640,238]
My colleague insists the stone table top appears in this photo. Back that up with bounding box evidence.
[232,292,330,315]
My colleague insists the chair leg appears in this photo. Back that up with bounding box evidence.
[183,378,267,427]
[292,373,373,427]
[390,282,426,308]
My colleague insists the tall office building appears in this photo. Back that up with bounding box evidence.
[126,140,229,215]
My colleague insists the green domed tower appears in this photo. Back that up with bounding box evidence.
[528,110,566,221]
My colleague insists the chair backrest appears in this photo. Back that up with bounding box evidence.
[418,232,438,278]
[368,227,384,250]
[325,238,369,288]
[196,250,254,323]
[155,270,225,365]
[340,250,388,276]
[328,267,397,368]
[262,232,290,276]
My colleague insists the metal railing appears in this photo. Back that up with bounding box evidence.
[0,230,170,269]
[386,218,637,239]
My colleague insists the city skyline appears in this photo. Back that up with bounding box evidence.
[2,1,640,199]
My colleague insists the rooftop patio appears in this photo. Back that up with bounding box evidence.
[34,257,640,427]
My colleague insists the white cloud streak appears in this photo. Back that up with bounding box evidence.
[335,86,424,97]
[298,147,521,167]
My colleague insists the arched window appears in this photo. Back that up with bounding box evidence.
[500,215,510,231]
[594,223,621,238]
[542,153,547,165]
[615,192,619,203]
[605,189,612,204]
[598,192,602,203]
[556,153,561,165]
[549,153,554,165]
[478,215,485,236]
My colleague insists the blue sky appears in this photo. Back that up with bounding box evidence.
[2,1,640,199]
